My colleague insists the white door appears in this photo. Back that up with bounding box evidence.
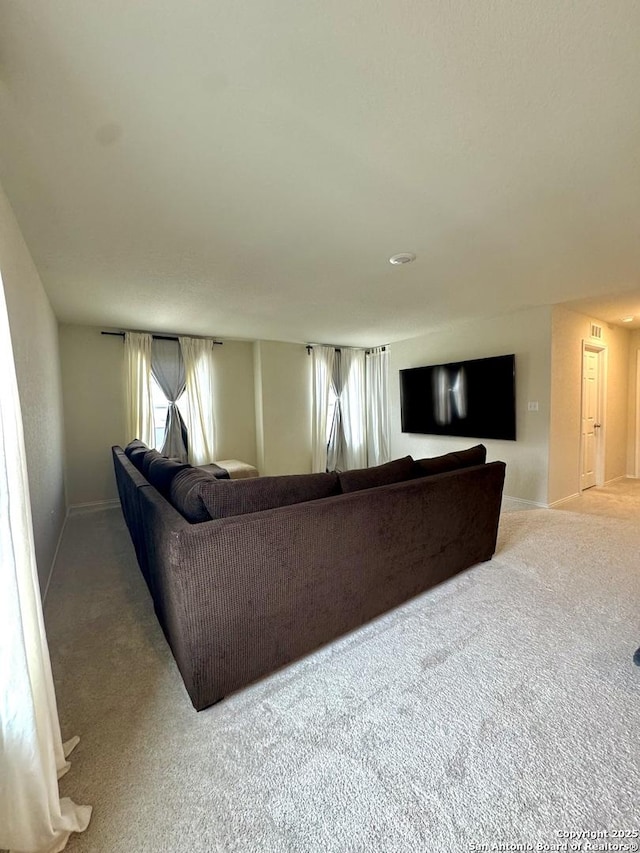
[581,347,601,490]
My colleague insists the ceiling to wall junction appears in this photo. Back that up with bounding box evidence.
[1,1,640,346]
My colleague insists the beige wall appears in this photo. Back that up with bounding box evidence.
[0,182,66,592]
[390,306,553,505]
[605,322,631,482]
[56,307,636,509]
[253,341,311,475]
[549,306,630,504]
[59,325,127,506]
[628,330,640,478]
[212,339,257,466]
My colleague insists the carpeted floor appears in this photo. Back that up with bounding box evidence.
[555,477,640,520]
[47,484,640,852]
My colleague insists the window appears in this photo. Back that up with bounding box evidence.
[312,344,389,472]
[151,377,168,450]
[150,376,189,452]
[326,386,338,445]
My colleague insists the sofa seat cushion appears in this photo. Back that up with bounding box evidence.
[199,472,340,520]
[147,456,192,498]
[338,456,415,494]
[197,462,231,480]
[414,444,487,477]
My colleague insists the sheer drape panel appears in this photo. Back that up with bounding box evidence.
[0,274,91,853]
[124,332,154,446]
[151,338,188,461]
[312,346,366,472]
[311,346,335,473]
[179,336,216,465]
[365,346,390,466]
[339,348,367,470]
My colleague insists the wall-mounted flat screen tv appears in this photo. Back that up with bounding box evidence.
[400,353,516,441]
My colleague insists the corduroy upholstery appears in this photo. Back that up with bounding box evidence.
[414,444,487,477]
[141,448,163,478]
[127,445,148,471]
[199,472,340,519]
[124,438,148,458]
[197,462,231,480]
[113,446,505,711]
[169,468,218,523]
[146,456,192,498]
[112,448,154,591]
[338,455,416,493]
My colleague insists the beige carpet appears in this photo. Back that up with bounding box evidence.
[554,477,640,520]
[47,492,640,852]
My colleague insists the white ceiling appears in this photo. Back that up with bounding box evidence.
[1,1,640,346]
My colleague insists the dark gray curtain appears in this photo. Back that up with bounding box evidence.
[326,351,348,472]
[151,338,188,461]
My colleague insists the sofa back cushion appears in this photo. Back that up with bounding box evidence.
[199,472,340,520]
[338,456,415,494]
[128,445,149,472]
[141,449,163,478]
[170,468,218,522]
[146,456,192,498]
[124,439,149,459]
[414,444,487,477]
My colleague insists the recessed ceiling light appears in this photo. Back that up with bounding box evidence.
[389,252,416,265]
[622,316,634,323]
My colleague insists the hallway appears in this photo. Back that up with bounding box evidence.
[554,478,640,521]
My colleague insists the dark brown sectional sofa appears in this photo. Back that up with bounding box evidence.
[112,441,505,711]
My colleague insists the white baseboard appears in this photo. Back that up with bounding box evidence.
[547,492,581,508]
[43,499,120,602]
[547,476,631,508]
[68,498,120,516]
[604,474,627,485]
[501,494,549,511]
[43,510,69,603]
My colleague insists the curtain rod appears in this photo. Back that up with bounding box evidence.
[306,344,387,355]
[101,331,223,345]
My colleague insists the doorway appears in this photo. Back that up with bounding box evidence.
[636,349,640,479]
[580,343,606,491]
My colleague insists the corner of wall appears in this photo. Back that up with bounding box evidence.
[253,341,266,473]
[0,180,67,594]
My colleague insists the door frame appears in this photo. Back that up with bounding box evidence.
[580,341,607,491]
[635,349,640,478]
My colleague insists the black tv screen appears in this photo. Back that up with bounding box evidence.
[400,354,516,441]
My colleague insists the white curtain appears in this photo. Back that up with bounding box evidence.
[365,346,390,466]
[124,331,154,446]
[311,346,335,473]
[0,274,91,853]
[311,346,367,472]
[179,336,216,465]
[339,348,367,470]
